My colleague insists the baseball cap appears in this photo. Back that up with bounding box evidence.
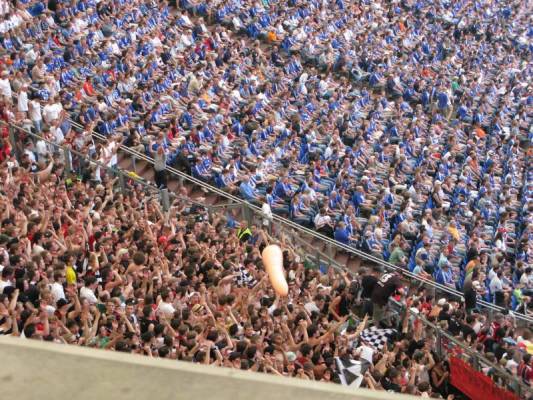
[286,352,297,362]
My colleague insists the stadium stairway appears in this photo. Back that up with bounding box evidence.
[77,5,528,285]
[115,151,360,271]
[111,8,377,272]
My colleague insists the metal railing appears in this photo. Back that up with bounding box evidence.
[5,121,530,397]
[3,121,206,211]
[4,0,528,324]
[383,299,530,398]
[5,120,532,325]
[418,314,530,398]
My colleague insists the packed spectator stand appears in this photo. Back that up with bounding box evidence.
[2,0,530,313]
[1,124,533,398]
[0,0,532,397]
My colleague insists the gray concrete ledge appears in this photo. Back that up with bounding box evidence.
[0,336,417,400]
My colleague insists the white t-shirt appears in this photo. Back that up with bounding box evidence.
[29,99,42,121]
[23,148,36,163]
[304,301,320,314]
[487,268,497,281]
[80,286,97,304]
[314,214,331,228]
[157,301,175,318]
[50,282,66,302]
[0,0,10,17]
[261,202,273,226]
[43,103,63,123]
[17,90,28,112]
[489,276,503,293]
[0,77,12,98]
[52,126,64,144]
[520,273,533,288]
[35,139,49,157]
[505,357,518,372]
[0,278,12,294]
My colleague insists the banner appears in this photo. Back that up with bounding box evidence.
[449,356,519,400]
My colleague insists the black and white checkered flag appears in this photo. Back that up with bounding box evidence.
[335,357,370,388]
[235,264,257,288]
[360,326,397,351]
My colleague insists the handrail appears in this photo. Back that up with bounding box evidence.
[117,140,533,323]
[2,121,209,210]
[416,313,531,397]
[5,124,530,396]
[19,36,530,324]
[7,0,527,324]
[275,224,345,271]
[25,115,532,324]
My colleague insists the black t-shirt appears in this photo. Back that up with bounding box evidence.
[361,275,378,299]
[464,285,477,309]
[371,274,401,306]
[438,310,451,323]
[338,295,351,317]
[140,317,156,335]
[381,377,401,393]
[461,324,476,342]
[494,344,506,361]
[407,339,425,357]
[448,317,462,336]
[48,0,58,11]
[173,152,192,174]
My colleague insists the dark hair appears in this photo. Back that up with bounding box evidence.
[132,252,145,266]
[84,276,97,286]
[300,343,312,357]
[418,382,431,392]
[24,323,36,339]
[206,329,219,342]
[229,324,239,336]
[236,340,248,353]
[141,331,154,343]
[245,345,257,360]
[1,266,13,278]
[158,346,170,358]
[387,367,400,380]
[240,359,250,370]
[116,340,130,353]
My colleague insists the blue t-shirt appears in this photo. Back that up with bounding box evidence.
[334,228,350,244]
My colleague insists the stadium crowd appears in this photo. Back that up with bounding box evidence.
[0,0,530,314]
[0,138,532,398]
[0,0,531,396]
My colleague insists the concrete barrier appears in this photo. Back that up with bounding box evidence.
[0,336,418,400]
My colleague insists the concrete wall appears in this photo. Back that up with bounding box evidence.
[0,336,419,400]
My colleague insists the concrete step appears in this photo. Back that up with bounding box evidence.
[167,179,180,192]
[118,155,133,171]
[205,193,219,206]
[334,252,349,268]
[346,257,362,273]
[310,237,326,253]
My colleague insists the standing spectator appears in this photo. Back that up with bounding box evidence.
[154,145,168,188]
[0,71,12,103]
[371,272,403,327]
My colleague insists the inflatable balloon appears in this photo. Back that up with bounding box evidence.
[262,245,288,297]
